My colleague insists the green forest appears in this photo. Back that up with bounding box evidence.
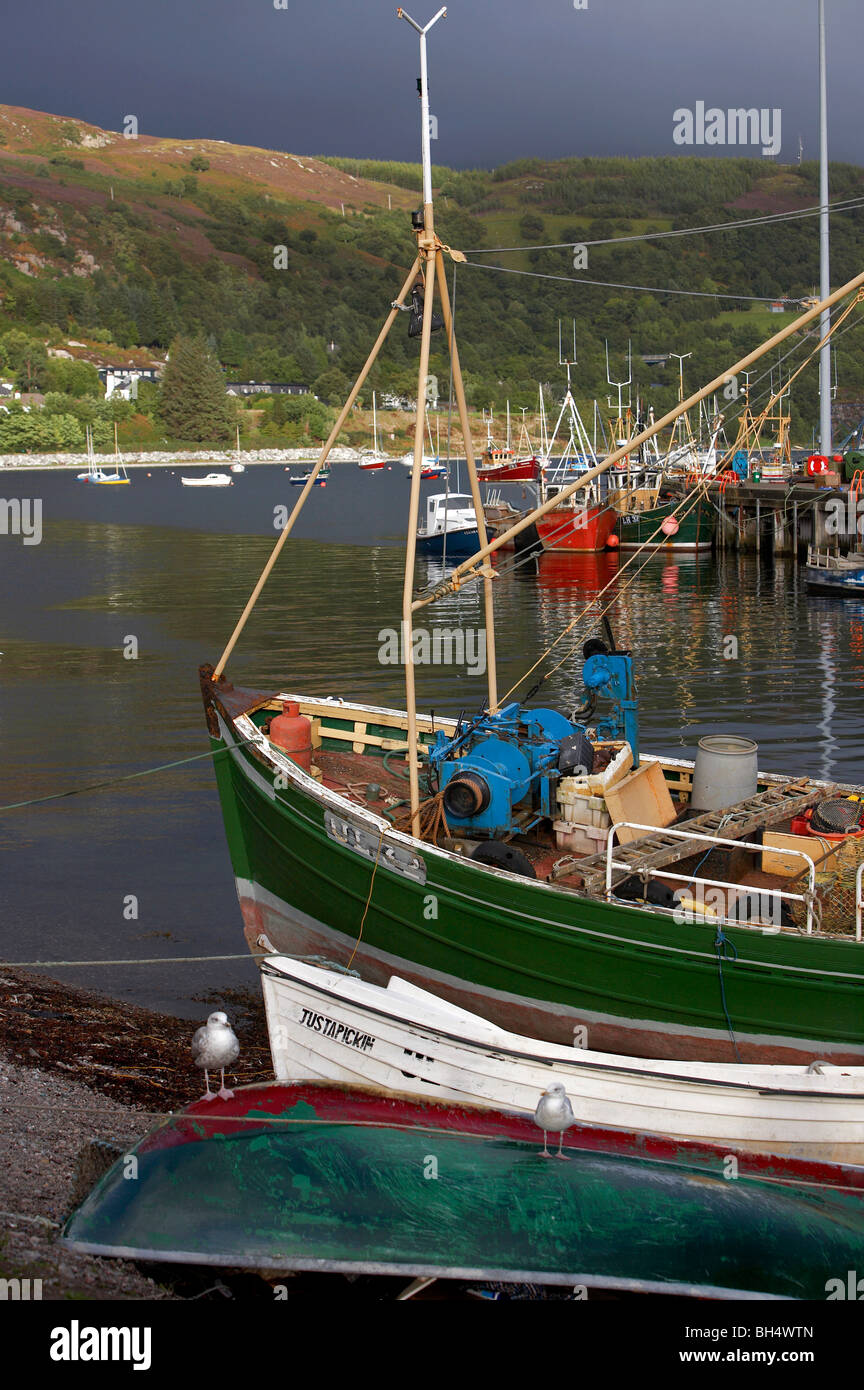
[1,131,863,447]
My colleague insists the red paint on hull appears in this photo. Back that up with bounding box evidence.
[536,504,617,553]
[151,1080,864,1194]
[477,457,539,482]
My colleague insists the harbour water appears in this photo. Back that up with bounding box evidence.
[2,463,863,1015]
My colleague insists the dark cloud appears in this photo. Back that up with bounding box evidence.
[3,0,861,167]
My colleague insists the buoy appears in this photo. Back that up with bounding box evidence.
[661,516,679,536]
[269,701,313,772]
[606,533,619,548]
[807,454,830,476]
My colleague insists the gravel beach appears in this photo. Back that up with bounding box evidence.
[0,968,272,1300]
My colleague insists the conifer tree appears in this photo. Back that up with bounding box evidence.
[159,335,232,441]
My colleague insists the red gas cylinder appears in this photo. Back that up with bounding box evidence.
[269,701,312,772]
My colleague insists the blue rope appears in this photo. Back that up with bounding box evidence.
[714,928,742,1063]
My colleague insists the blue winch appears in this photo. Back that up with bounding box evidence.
[429,628,638,839]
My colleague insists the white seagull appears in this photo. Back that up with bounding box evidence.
[191,1011,240,1102]
[533,1081,576,1159]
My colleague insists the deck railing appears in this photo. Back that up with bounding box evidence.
[605,821,817,935]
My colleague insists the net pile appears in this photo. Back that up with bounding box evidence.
[789,833,864,936]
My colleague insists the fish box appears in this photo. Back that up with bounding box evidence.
[553,821,609,855]
[604,761,676,844]
[762,831,832,878]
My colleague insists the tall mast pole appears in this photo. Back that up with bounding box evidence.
[398,7,447,834]
[818,0,832,453]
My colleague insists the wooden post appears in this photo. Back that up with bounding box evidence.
[434,249,499,712]
[403,227,438,835]
[213,255,421,680]
[793,500,799,558]
[756,498,761,553]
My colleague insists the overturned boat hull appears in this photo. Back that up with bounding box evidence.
[61,1080,864,1297]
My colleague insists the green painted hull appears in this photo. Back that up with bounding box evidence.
[205,689,864,1067]
[61,1082,864,1297]
[616,498,714,550]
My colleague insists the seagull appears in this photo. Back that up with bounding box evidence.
[533,1081,575,1159]
[191,1012,240,1102]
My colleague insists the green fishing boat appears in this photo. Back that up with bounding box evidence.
[61,1081,864,1298]
[200,14,864,1071]
[614,493,715,551]
[201,667,864,1067]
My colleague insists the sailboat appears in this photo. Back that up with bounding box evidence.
[76,424,130,485]
[400,413,446,478]
[200,11,864,1069]
[231,423,245,472]
[358,393,389,471]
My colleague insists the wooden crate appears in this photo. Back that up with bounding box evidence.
[762,830,833,877]
[604,762,677,845]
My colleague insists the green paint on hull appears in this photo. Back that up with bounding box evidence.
[616,499,714,550]
[62,1084,864,1295]
[211,732,864,1058]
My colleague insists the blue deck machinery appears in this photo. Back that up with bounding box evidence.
[429,621,639,844]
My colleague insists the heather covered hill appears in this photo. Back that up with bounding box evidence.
[1,104,863,436]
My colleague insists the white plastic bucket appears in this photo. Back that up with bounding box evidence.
[690,736,758,812]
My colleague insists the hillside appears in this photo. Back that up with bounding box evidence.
[2,104,864,442]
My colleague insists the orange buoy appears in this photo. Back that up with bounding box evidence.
[606,533,619,548]
[661,516,679,536]
[269,701,312,772]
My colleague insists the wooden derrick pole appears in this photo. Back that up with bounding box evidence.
[402,241,437,835]
[434,249,498,712]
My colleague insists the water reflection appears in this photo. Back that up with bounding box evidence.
[1,473,863,1010]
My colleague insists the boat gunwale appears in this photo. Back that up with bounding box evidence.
[56,1239,792,1299]
[206,681,864,958]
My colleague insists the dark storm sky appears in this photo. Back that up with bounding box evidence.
[3,0,862,167]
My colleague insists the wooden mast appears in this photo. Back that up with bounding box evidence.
[398,6,450,833]
[434,248,498,712]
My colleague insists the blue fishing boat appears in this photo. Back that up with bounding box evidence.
[416,493,480,557]
[805,548,864,595]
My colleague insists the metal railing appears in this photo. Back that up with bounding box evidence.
[605,821,817,934]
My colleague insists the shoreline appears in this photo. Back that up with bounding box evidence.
[0,447,362,471]
[0,966,271,1299]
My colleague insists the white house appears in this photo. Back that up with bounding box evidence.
[98,366,161,400]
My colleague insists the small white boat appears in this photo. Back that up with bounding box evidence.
[261,956,864,1164]
[230,463,246,474]
[180,472,233,487]
[77,467,130,485]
